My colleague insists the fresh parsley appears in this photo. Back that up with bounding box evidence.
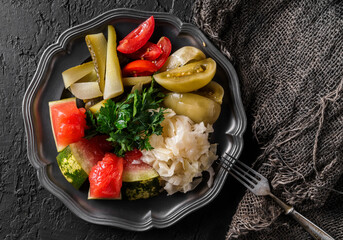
[86,81,166,156]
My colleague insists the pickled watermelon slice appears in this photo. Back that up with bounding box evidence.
[122,149,161,200]
[56,135,113,189]
[122,149,159,182]
[56,146,88,189]
[49,98,87,152]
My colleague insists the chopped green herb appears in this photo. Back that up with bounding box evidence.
[86,81,166,156]
[84,110,98,139]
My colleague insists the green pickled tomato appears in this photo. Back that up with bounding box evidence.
[160,46,206,71]
[194,81,224,104]
[163,92,221,124]
[154,58,216,93]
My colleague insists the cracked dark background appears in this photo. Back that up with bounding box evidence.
[0,1,246,239]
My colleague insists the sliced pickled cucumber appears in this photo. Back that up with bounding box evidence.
[62,61,94,88]
[160,46,206,72]
[104,25,124,99]
[85,33,107,92]
[69,82,103,100]
[122,76,152,86]
[77,69,98,83]
[194,81,224,104]
[89,99,108,114]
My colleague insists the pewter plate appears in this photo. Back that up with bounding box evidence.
[22,9,246,231]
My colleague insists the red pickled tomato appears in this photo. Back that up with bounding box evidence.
[127,42,162,61]
[117,16,155,54]
[154,37,172,70]
[56,107,88,147]
[89,153,123,199]
[122,60,158,77]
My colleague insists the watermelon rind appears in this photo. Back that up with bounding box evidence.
[122,167,159,182]
[122,161,161,200]
[56,146,88,189]
[122,177,161,201]
[69,140,101,175]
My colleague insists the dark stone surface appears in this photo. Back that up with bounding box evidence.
[0,1,250,239]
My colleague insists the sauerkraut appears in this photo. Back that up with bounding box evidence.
[141,109,217,195]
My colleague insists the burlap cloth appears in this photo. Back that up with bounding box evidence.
[192,0,343,239]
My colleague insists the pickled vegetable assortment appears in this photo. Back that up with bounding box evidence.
[50,16,224,200]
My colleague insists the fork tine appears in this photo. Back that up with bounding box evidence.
[220,157,256,189]
[227,167,255,190]
[235,161,261,180]
[223,152,264,180]
[219,157,255,183]
[219,160,232,172]
[230,167,256,189]
[231,163,258,184]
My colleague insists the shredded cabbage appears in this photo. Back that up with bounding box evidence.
[141,109,217,195]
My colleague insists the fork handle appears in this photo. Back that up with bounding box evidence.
[269,193,334,240]
[287,208,334,240]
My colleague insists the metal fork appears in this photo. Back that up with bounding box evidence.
[220,153,334,240]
